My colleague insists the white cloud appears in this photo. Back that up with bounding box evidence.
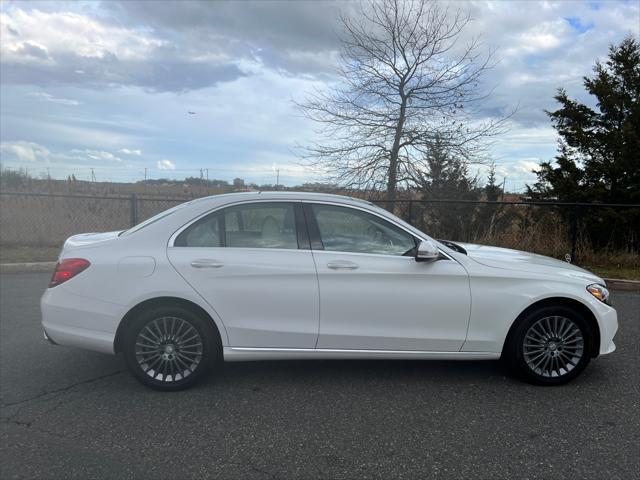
[0,140,50,163]
[0,6,244,90]
[157,159,176,170]
[0,141,125,167]
[26,91,80,105]
[515,160,542,175]
[68,149,122,163]
[504,20,566,56]
[119,148,142,156]
[0,8,165,64]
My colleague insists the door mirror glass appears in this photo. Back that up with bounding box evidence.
[415,240,440,262]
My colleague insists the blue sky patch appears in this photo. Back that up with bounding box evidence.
[565,16,595,33]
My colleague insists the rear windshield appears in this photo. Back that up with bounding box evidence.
[120,201,191,236]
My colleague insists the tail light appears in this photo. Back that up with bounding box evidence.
[49,258,91,288]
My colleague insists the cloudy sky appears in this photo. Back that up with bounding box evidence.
[1,0,638,190]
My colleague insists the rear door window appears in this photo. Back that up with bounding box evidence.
[175,202,299,249]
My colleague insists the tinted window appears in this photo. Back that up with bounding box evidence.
[311,204,416,256]
[175,202,298,249]
[175,210,222,247]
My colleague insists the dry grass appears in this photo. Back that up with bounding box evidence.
[1,177,230,198]
[0,194,185,246]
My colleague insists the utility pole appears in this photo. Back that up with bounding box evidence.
[91,168,96,183]
[276,169,280,190]
[206,168,209,182]
[144,167,147,181]
[501,176,507,200]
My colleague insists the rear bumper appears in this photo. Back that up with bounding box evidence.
[41,286,121,355]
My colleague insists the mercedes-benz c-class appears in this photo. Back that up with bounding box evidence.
[41,192,617,390]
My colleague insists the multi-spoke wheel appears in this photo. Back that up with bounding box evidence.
[123,305,218,390]
[523,316,585,378]
[505,306,592,385]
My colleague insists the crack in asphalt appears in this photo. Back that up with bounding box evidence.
[1,370,125,428]
[1,370,125,409]
[227,461,283,480]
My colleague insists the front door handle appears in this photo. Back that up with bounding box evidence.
[327,260,359,270]
[190,259,224,269]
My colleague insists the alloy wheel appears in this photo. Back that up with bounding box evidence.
[135,316,203,383]
[522,315,585,378]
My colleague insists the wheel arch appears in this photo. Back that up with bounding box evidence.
[502,297,601,358]
[114,296,223,354]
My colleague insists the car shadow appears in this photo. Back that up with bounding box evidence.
[205,358,515,389]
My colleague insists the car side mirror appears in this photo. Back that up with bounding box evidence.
[415,239,440,262]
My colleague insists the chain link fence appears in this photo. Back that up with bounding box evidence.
[1,191,638,266]
[0,192,186,247]
[373,199,639,264]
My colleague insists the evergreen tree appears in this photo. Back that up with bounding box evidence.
[417,136,478,202]
[528,36,640,250]
[414,136,479,240]
[485,162,503,202]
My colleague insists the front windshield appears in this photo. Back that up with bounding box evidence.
[120,201,191,236]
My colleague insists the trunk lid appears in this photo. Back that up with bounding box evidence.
[60,231,122,258]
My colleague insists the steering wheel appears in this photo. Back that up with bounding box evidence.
[367,225,394,246]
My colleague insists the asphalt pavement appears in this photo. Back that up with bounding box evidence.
[1,272,638,479]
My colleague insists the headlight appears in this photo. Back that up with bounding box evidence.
[587,284,610,304]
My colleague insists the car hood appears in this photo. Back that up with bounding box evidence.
[454,242,605,285]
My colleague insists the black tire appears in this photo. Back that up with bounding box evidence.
[504,305,592,386]
[123,305,219,391]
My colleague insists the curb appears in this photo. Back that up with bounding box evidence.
[0,262,638,292]
[602,278,640,292]
[0,262,56,274]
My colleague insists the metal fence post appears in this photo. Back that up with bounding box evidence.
[130,193,138,227]
[570,206,578,263]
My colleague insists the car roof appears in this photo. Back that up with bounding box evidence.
[194,191,374,206]
[121,189,436,247]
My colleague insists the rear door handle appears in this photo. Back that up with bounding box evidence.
[190,259,224,269]
[327,260,359,270]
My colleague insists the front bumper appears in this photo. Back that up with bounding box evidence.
[597,302,618,356]
[43,329,58,345]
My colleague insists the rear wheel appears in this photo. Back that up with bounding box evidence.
[505,306,592,385]
[123,305,218,391]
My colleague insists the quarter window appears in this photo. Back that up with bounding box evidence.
[175,202,298,249]
[310,204,416,256]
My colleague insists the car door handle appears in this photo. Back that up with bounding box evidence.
[327,260,359,270]
[190,259,224,269]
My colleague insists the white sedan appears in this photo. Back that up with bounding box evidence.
[41,192,618,390]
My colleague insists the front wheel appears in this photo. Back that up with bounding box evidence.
[123,305,218,391]
[505,306,593,385]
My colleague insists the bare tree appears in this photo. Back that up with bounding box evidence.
[298,0,509,201]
